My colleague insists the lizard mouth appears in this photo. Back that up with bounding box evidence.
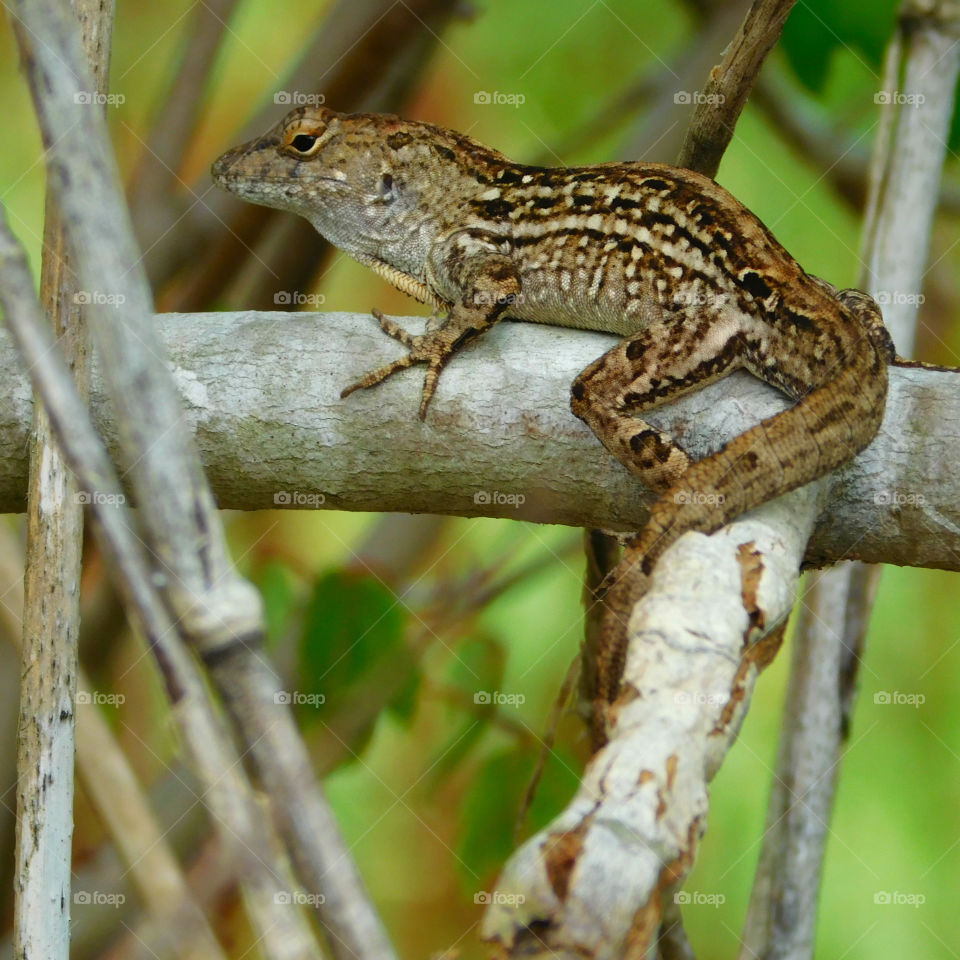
[210,150,343,193]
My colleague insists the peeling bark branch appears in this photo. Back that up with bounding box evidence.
[13,2,108,956]
[861,0,960,354]
[481,507,806,960]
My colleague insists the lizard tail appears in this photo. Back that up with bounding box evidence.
[633,331,890,576]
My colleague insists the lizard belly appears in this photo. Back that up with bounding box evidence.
[507,265,663,336]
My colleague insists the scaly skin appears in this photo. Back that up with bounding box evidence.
[212,107,894,741]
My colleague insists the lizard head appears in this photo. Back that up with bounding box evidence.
[212,106,497,269]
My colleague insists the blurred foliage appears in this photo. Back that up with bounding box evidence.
[1,0,960,958]
[780,0,899,92]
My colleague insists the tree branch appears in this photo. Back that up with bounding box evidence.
[13,1,107,954]
[676,0,798,176]
[0,313,952,564]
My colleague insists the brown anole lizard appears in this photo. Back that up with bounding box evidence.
[212,106,895,741]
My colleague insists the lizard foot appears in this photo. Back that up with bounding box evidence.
[340,309,464,419]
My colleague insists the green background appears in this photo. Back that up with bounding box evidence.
[1,0,959,957]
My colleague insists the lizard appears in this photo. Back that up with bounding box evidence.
[211,106,895,743]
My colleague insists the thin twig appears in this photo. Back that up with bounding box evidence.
[129,0,242,284]
[676,0,798,176]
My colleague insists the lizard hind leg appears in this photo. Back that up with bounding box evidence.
[570,316,746,493]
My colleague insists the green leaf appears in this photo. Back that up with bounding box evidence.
[296,569,411,728]
[428,634,506,783]
[780,0,898,92]
[254,559,296,647]
[457,745,580,890]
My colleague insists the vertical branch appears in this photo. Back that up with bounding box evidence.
[13,2,112,957]
[7,2,399,957]
[0,213,322,960]
[0,521,226,960]
[740,3,960,958]
[862,0,960,354]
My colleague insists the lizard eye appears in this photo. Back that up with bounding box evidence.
[288,133,322,157]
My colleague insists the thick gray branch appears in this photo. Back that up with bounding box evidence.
[0,312,953,569]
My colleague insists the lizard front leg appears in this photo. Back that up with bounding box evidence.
[341,249,520,419]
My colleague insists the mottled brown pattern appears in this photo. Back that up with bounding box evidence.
[213,107,893,740]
